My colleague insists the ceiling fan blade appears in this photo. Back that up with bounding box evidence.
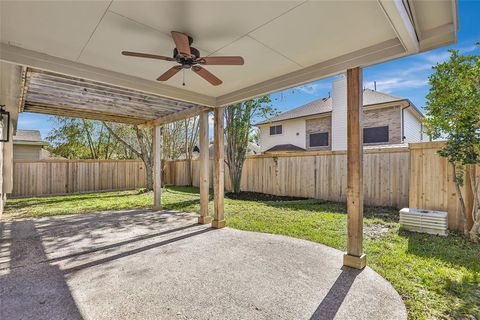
[122,51,175,62]
[192,66,222,86]
[171,31,191,57]
[157,66,182,81]
[197,56,244,65]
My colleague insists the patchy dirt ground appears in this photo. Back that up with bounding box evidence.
[364,224,392,239]
[225,191,308,202]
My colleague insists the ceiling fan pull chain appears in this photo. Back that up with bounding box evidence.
[183,69,185,86]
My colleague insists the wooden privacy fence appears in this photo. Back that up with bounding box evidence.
[12,159,147,197]
[409,142,479,231]
[163,142,477,232]
[164,146,411,208]
[11,142,477,231]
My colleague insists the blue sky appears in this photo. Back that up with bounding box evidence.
[18,0,480,139]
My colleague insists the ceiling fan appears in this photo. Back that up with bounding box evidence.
[122,31,244,86]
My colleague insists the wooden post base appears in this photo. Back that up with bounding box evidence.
[153,205,162,211]
[212,220,226,229]
[343,253,367,269]
[198,216,212,224]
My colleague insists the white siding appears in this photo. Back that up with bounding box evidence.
[403,108,423,143]
[13,145,42,160]
[331,75,347,151]
[258,118,306,152]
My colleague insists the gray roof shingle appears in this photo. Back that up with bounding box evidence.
[264,144,306,153]
[13,130,45,143]
[14,129,42,142]
[257,97,332,125]
[258,89,411,125]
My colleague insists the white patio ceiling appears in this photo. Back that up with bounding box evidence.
[0,0,457,110]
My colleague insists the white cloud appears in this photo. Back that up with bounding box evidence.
[296,84,321,95]
[422,51,451,65]
[459,44,478,54]
[365,78,428,93]
[294,81,330,95]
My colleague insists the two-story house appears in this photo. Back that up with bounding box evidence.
[257,75,426,153]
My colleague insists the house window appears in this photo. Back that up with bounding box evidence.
[363,126,389,144]
[269,125,282,135]
[309,132,329,147]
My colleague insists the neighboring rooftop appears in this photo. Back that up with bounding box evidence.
[258,97,333,126]
[13,129,46,145]
[258,89,419,125]
[362,89,403,105]
[264,144,306,153]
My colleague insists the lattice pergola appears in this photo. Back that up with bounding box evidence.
[21,68,207,125]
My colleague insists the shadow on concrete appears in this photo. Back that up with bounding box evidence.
[62,227,213,274]
[0,212,211,320]
[30,210,196,255]
[309,267,361,320]
[0,220,84,320]
[48,222,199,264]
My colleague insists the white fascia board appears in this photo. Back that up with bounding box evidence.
[377,0,419,54]
[0,43,217,107]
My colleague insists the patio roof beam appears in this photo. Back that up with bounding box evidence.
[137,106,212,129]
[0,43,216,107]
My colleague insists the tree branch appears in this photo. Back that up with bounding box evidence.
[102,122,142,158]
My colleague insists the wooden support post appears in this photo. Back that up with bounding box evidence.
[0,140,3,218]
[153,125,162,209]
[343,67,366,269]
[212,107,225,229]
[198,110,212,224]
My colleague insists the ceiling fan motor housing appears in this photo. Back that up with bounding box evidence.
[174,47,200,66]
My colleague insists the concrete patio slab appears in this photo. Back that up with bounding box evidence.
[0,210,406,320]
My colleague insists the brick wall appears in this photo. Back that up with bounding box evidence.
[306,116,332,150]
[304,106,402,150]
[363,106,402,144]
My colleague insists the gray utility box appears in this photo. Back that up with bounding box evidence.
[399,208,448,236]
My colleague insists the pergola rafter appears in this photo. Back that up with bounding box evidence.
[22,68,201,125]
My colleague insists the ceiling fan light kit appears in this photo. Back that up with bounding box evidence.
[122,31,244,86]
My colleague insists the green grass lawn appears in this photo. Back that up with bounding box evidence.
[4,187,480,320]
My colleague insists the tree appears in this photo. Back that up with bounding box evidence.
[102,122,155,190]
[424,44,480,241]
[183,117,199,186]
[47,116,200,190]
[46,118,122,159]
[162,121,185,161]
[224,96,275,193]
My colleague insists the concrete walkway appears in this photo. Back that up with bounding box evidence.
[0,210,406,320]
